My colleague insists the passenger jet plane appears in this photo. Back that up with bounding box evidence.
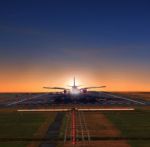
[43,77,106,94]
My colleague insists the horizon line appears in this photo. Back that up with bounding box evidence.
[0,91,150,93]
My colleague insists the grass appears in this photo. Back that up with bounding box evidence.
[0,142,26,147]
[104,110,150,146]
[128,141,150,147]
[0,111,56,147]
[0,112,47,138]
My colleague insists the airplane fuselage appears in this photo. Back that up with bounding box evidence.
[71,86,80,94]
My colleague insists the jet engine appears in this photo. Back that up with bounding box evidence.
[64,89,67,94]
[82,89,87,94]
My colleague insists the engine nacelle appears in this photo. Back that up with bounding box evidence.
[64,89,67,94]
[82,89,87,94]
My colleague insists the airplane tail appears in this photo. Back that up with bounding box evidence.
[74,77,75,86]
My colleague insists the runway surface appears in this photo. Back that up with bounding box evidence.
[1,91,148,108]
[40,112,64,147]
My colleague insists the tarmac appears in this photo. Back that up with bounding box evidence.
[40,112,64,147]
[3,91,148,108]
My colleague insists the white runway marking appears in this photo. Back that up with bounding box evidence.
[17,108,135,112]
[7,93,48,106]
[78,108,135,111]
[17,109,71,112]
[103,92,145,105]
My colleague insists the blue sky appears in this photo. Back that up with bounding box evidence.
[0,0,150,91]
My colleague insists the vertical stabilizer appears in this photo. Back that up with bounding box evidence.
[73,77,75,86]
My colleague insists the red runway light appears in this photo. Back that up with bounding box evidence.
[72,109,76,144]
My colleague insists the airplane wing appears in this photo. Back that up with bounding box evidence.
[80,86,106,90]
[43,87,69,90]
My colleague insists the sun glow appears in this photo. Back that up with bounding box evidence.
[66,77,81,87]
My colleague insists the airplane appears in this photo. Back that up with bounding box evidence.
[43,77,106,94]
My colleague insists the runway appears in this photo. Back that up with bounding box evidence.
[40,112,64,147]
[2,91,147,108]
[63,109,91,145]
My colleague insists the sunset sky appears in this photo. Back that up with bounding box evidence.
[0,0,150,92]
